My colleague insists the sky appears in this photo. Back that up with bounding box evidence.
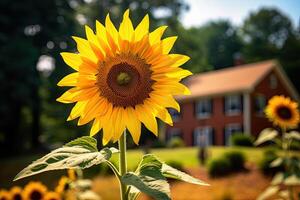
[181,0,300,28]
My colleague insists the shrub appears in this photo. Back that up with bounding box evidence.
[259,149,284,176]
[224,151,245,171]
[167,137,185,148]
[230,133,254,147]
[208,157,231,178]
[152,140,166,148]
[165,160,184,172]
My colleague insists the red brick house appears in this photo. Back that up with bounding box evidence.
[165,60,300,146]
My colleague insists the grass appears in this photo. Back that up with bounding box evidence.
[110,146,266,170]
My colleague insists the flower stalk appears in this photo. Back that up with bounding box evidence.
[118,130,128,200]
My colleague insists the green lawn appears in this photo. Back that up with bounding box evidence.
[110,146,266,169]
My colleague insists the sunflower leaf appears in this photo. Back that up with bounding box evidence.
[254,128,278,146]
[14,137,117,181]
[285,131,300,141]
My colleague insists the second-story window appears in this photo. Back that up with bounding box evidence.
[195,98,212,118]
[225,95,242,115]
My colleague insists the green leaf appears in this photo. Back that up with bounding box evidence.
[128,186,140,200]
[65,136,98,152]
[254,128,278,146]
[14,137,117,181]
[270,157,283,168]
[161,164,209,186]
[257,186,280,200]
[285,131,300,141]
[271,172,284,185]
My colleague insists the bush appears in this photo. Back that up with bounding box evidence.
[224,151,245,171]
[230,133,254,147]
[208,157,231,177]
[259,149,284,176]
[152,140,166,148]
[167,137,185,148]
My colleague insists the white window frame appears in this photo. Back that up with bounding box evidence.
[224,123,242,146]
[194,126,213,147]
[195,98,212,119]
[255,94,267,116]
[168,128,182,140]
[225,95,242,115]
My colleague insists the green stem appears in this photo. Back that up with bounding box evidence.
[118,130,128,200]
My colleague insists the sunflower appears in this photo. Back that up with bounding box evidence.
[67,169,77,181]
[22,182,47,200]
[42,192,61,200]
[0,190,11,200]
[57,9,191,145]
[265,95,300,129]
[55,176,69,195]
[10,186,23,200]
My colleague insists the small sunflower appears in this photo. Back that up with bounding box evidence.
[22,182,47,200]
[42,192,61,200]
[265,95,300,129]
[67,169,77,181]
[10,186,23,200]
[57,9,191,145]
[0,190,11,200]
[55,176,69,195]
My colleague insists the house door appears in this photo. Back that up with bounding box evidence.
[194,127,213,147]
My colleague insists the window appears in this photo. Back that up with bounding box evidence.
[224,95,242,115]
[195,99,212,118]
[224,124,242,146]
[168,128,182,141]
[270,74,278,89]
[169,108,180,122]
[255,94,266,115]
[194,127,213,147]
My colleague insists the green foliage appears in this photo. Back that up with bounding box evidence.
[167,137,185,148]
[254,128,278,146]
[14,137,118,181]
[230,133,254,147]
[208,157,231,178]
[259,149,284,176]
[224,151,245,171]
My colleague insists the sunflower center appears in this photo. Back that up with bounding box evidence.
[97,54,154,107]
[13,194,22,200]
[30,191,42,200]
[276,106,292,120]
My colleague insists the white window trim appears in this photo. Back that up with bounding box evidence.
[225,123,242,146]
[225,95,242,116]
[195,98,212,119]
[194,126,213,146]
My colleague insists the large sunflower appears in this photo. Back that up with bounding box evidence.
[22,182,47,200]
[265,95,300,129]
[10,186,23,200]
[57,9,191,144]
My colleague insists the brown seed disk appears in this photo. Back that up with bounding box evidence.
[97,54,154,107]
[276,106,292,120]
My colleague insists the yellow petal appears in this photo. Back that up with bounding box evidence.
[90,117,102,136]
[135,14,149,42]
[153,82,191,95]
[77,74,97,88]
[149,26,167,45]
[57,73,79,87]
[149,93,180,112]
[67,101,88,121]
[79,57,98,74]
[112,107,126,142]
[135,105,158,136]
[105,14,119,46]
[56,88,81,103]
[161,36,177,54]
[157,108,173,126]
[119,9,134,41]
[169,54,190,67]
[102,105,114,145]
[60,52,82,71]
[124,107,141,144]
[85,25,105,60]
[72,36,98,63]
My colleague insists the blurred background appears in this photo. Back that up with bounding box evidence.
[1,0,300,199]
